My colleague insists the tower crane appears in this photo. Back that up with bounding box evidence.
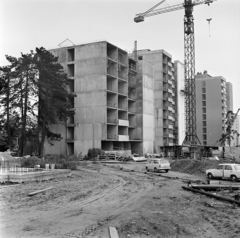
[134,0,216,158]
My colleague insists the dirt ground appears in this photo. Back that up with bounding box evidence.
[1,161,240,238]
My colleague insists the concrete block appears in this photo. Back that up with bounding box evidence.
[75,91,106,108]
[75,58,106,77]
[75,42,106,61]
[75,75,106,92]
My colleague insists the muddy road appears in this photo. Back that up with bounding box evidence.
[0,162,240,238]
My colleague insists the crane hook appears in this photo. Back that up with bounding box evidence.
[206,18,212,37]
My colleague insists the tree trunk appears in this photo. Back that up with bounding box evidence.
[39,108,47,158]
[6,72,11,150]
[19,70,29,156]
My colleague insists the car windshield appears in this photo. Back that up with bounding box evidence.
[234,165,240,171]
[159,159,169,163]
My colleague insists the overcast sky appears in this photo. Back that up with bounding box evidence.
[1,0,239,111]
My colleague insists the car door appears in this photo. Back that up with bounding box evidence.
[223,165,233,178]
[148,160,154,170]
[214,165,224,178]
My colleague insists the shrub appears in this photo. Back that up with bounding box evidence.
[87,148,104,159]
[20,156,41,168]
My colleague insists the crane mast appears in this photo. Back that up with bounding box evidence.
[134,0,216,158]
[182,0,200,147]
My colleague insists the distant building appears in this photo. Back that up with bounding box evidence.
[226,82,233,111]
[195,71,232,146]
[45,41,182,156]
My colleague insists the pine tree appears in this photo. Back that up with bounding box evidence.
[35,47,72,157]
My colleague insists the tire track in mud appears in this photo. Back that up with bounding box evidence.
[60,165,156,238]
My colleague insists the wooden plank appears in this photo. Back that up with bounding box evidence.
[28,187,53,196]
[0,184,21,189]
[109,227,119,238]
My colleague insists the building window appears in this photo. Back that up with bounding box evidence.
[138,56,143,60]
[203,128,207,133]
[202,81,206,87]
[203,141,207,145]
[202,87,206,94]
[202,101,206,107]
[203,121,207,127]
[202,108,206,113]
[202,94,206,100]
[203,114,206,120]
[203,134,207,140]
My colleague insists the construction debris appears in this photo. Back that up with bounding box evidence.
[189,184,240,191]
[182,186,240,206]
[28,187,53,197]
[109,227,119,238]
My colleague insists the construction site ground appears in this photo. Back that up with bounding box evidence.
[1,160,240,238]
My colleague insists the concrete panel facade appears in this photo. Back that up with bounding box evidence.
[196,72,228,146]
[45,41,180,157]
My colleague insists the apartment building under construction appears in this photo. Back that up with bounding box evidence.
[45,41,183,156]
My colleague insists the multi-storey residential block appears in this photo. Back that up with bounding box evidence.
[45,41,155,155]
[45,41,182,156]
[195,71,232,146]
[226,82,233,112]
[136,49,178,154]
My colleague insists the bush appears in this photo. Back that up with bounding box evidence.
[20,156,41,168]
[19,154,79,170]
[87,148,104,159]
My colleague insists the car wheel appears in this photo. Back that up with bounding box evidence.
[207,173,214,179]
[146,167,149,172]
[165,169,169,173]
[154,167,158,173]
[231,175,237,182]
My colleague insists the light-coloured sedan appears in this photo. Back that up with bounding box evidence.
[206,163,240,181]
[145,158,171,173]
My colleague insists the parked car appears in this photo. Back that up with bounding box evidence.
[206,163,240,181]
[145,158,171,173]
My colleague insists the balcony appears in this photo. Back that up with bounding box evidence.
[118,89,127,96]
[168,88,173,93]
[168,79,172,84]
[107,101,117,108]
[168,71,172,76]
[168,62,172,67]
[107,117,117,124]
[107,134,117,140]
[169,134,174,138]
[168,124,173,129]
[118,119,129,126]
[118,135,129,141]
[128,107,136,114]
[118,105,127,111]
[163,77,168,83]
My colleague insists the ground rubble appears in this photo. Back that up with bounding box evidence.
[0,161,240,238]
